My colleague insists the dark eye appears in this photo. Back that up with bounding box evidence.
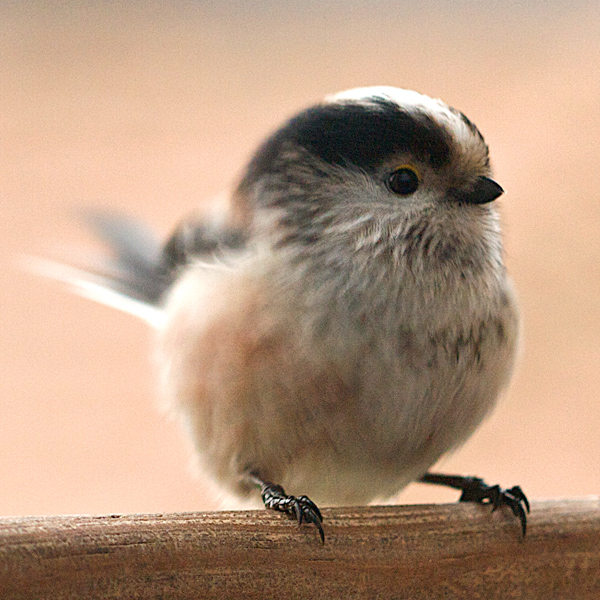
[387,166,420,196]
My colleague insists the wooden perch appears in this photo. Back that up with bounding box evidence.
[1,499,599,599]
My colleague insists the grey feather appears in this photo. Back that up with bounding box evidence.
[25,210,173,326]
[78,209,172,306]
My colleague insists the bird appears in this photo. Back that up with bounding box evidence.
[41,86,529,543]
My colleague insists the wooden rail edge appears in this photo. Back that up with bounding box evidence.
[0,498,599,599]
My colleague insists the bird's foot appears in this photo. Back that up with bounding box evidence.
[458,477,530,536]
[419,472,530,536]
[258,480,324,544]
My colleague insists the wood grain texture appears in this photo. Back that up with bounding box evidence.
[1,499,599,599]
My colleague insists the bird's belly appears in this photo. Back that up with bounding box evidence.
[280,319,518,504]
[159,264,518,506]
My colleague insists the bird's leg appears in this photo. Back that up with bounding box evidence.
[419,472,530,536]
[248,473,325,544]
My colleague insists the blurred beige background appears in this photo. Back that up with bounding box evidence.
[1,1,599,517]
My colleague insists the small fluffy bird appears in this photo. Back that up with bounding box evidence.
[47,86,529,542]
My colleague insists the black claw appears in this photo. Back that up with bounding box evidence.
[298,495,323,522]
[509,486,531,514]
[258,481,325,544]
[514,502,528,537]
[291,497,303,526]
[503,486,530,537]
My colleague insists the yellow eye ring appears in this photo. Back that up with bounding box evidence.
[387,164,421,196]
[394,164,421,179]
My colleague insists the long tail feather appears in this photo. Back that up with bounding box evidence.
[26,210,174,327]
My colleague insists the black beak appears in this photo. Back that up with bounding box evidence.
[452,176,504,205]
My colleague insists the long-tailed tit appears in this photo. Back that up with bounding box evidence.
[42,87,529,542]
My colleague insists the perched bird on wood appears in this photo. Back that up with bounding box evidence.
[41,87,529,543]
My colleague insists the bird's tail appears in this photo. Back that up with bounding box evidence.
[27,210,173,327]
